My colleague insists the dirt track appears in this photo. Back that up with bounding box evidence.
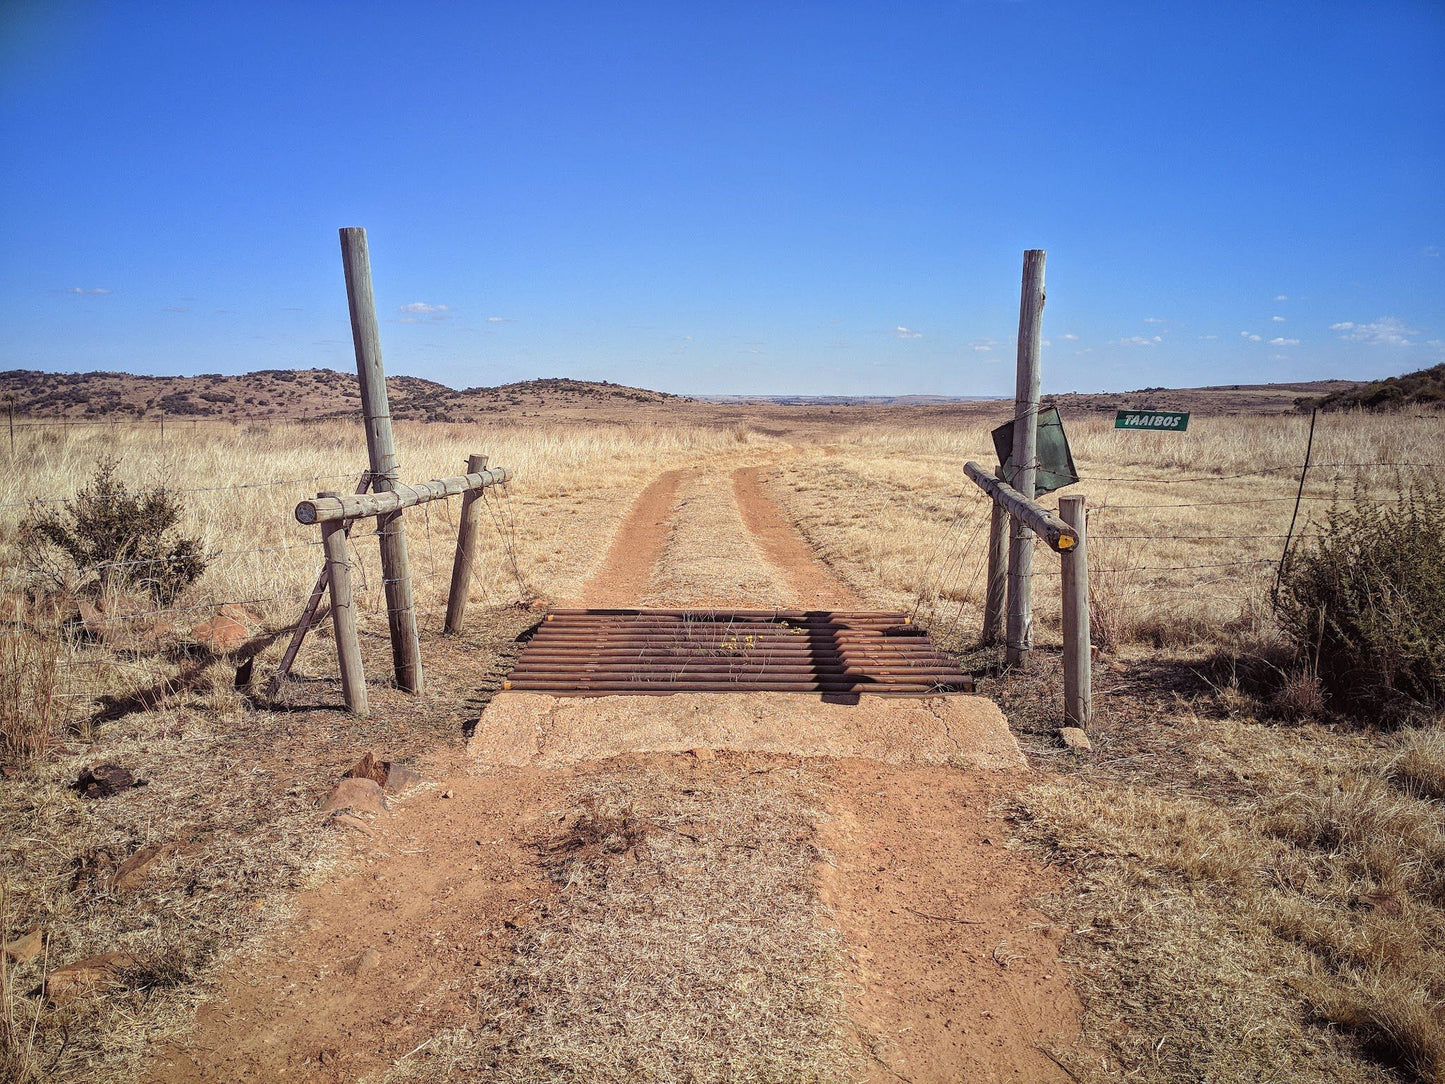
[147,458,1081,1083]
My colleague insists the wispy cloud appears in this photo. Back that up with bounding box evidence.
[1060,333,1079,341]
[969,338,995,353]
[399,301,450,315]
[163,305,189,313]
[1330,317,1414,346]
[486,315,512,323]
[1269,337,1300,346]
[894,325,922,339]
[67,287,112,295]
[1241,331,1262,342]
[1115,335,1162,346]
[1142,316,1165,324]
[1272,315,1286,323]
[1275,294,1289,302]
[1199,334,1219,341]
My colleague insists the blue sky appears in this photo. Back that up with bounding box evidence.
[1,1,1441,396]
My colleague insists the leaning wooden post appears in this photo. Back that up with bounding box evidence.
[319,492,368,716]
[339,226,423,694]
[444,453,488,634]
[1005,249,1046,668]
[1059,494,1091,728]
[981,489,1008,645]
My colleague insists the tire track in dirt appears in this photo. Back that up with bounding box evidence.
[731,465,863,608]
[570,468,684,607]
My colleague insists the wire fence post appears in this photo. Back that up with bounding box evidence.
[1059,494,1091,728]
[339,226,423,695]
[1006,248,1045,667]
[981,478,1008,645]
[445,453,488,635]
[319,490,367,716]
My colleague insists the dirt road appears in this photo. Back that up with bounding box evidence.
[147,459,1081,1083]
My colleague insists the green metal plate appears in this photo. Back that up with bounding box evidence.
[1114,409,1189,431]
[991,405,1079,496]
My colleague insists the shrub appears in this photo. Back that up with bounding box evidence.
[1274,481,1445,718]
[21,457,208,604]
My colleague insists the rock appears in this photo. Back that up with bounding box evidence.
[352,948,380,973]
[73,764,144,799]
[1059,727,1093,754]
[3,927,43,964]
[111,842,183,892]
[318,777,389,815]
[439,789,455,800]
[345,752,423,793]
[329,812,375,836]
[687,747,716,762]
[44,951,138,1003]
[189,614,248,653]
[218,603,260,626]
[77,600,110,641]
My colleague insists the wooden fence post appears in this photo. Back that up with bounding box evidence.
[981,491,1008,645]
[1005,249,1046,667]
[319,492,368,716]
[444,454,488,634]
[339,226,423,695]
[1059,494,1091,728]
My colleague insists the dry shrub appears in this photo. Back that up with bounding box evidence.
[1275,481,1445,720]
[0,611,64,763]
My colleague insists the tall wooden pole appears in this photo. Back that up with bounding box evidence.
[1059,495,1091,728]
[445,454,489,634]
[319,492,368,716]
[981,492,1008,645]
[1005,249,1046,668]
[339,227,423,694]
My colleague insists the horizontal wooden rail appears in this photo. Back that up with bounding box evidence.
[963,461,1078,553]
[295,467,511,525]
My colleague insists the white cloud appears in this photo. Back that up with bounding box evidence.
[486,315,512,323]
[968,338,995,353]
[1241,331,1262,342]
[400,302,450,315]
[1060,333,1079,341]
[1275,294,1289,302]
[67,287,112,295]
[894,325,922,339]
[1330,317,1414,346]
[1143,317,1165,324]
[1268,337,1300,346]
[1272,315,1286,322]
[1115,335,1162,347]
[1199,334,1219,341]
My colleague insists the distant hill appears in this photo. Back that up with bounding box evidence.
[0,369,684,422]
[1295,363,1445,412]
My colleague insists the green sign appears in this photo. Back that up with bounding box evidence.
[1115,409,1189,432]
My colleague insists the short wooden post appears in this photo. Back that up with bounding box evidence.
[1005,249,1046,667]
[981,492,1008,645]
[339,226,423,694]
[1059,494,1090,728]
[444,454,488,634]
[319,492,367,716]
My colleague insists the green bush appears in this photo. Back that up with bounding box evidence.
[22,457,209,604]
[1274,481,1445,718]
